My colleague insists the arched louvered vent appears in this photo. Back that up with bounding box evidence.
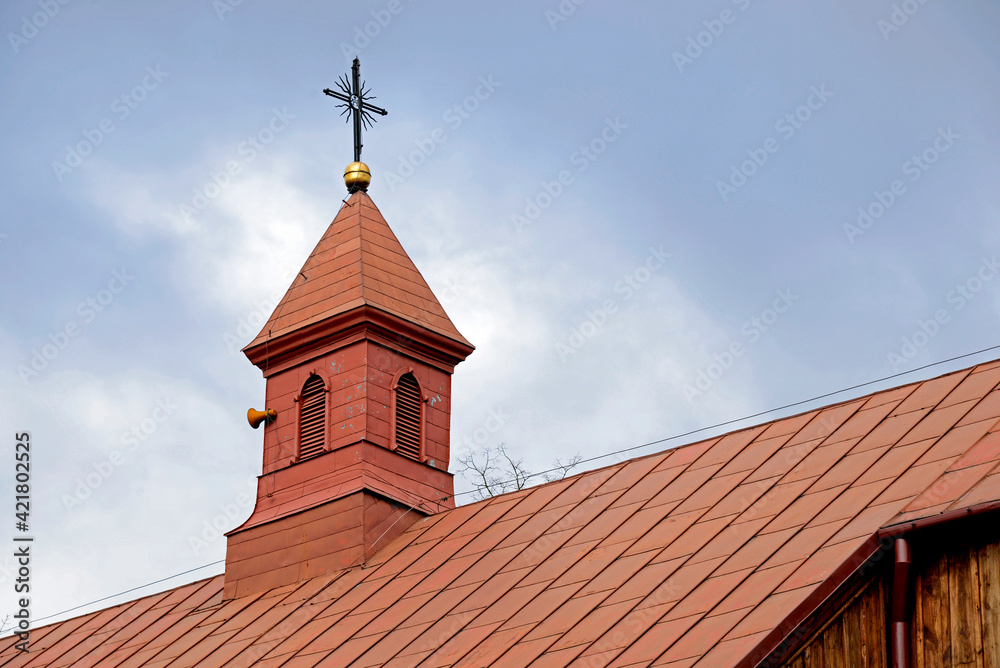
[394,373,421,461]
[298,375,326,461]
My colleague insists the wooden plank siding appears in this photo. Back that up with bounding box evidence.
[779,537,1000,668]
[782,576,889,668]
[912,539,1000,668]
[983,540,1000,668]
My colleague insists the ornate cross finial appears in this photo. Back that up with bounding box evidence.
[323,57,388,164]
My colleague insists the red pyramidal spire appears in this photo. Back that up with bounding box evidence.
[245,191,471,355]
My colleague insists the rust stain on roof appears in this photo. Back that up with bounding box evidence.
[5,360,1000,666]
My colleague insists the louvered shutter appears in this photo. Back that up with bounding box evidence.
[394,373,421,461]
[298,375,326,461]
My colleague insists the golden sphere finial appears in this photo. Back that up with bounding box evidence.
[344,161,371,192]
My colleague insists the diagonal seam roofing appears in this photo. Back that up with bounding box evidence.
[5,358,1000,667]
[244,191,472,352]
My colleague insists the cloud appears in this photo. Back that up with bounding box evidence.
[81,154,324,317]
[0,346,252,622]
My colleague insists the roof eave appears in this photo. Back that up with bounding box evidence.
[242,303,475,375]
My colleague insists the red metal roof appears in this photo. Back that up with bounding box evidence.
[244,191,472,351]
[5,359,1000,667]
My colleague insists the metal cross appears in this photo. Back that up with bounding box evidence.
[323,57,388,163]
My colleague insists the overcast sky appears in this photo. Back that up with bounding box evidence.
[2,0,999,627]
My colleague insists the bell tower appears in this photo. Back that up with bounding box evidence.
[223,173,474,599]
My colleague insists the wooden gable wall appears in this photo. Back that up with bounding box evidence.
[779,527,1000,668]
[911,538,1000,668]
[781,575,888,668]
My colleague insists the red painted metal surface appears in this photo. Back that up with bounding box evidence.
[5,359,1000,666]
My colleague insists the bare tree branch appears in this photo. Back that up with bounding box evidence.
[543,454,583,482]
[458,443,582,500]
[497,443,531,491]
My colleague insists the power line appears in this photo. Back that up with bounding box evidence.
[29,560,224,626]
[454,343,1000,499]
[27,344,1000,626]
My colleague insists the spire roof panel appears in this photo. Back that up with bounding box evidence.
[245,191,471,352]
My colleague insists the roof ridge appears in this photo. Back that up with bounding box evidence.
[352,193,367,306]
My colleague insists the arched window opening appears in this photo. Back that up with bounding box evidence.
[298,375,326,461]
[394,373,422,461]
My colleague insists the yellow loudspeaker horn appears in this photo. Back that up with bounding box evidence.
[247,408,277,429]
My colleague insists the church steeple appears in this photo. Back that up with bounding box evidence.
[223,188,474,600]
